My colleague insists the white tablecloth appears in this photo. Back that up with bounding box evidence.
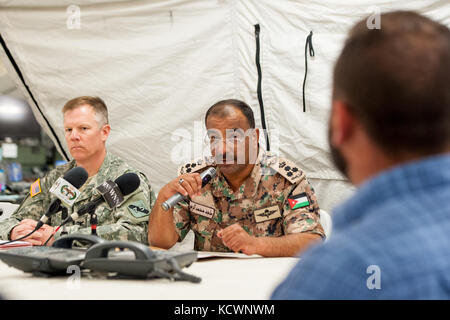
[0,256,298,300]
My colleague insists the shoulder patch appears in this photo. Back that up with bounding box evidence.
[271,157,305,184]
[178,156,215,176]
[287,192,310,210]
[30,179,42,198]
[127,200,150,218]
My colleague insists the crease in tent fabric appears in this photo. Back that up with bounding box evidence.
[0,34,69,161]
[229,0,240,98]
[302,31,315,113]
[254,24,270,151]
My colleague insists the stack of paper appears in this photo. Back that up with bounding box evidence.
[0,240,33,250]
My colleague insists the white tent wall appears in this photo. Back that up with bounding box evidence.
[0,0,448,213]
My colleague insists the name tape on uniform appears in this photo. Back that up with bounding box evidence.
[189,201,215,219]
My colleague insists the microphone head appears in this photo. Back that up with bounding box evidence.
[63,167,89,189]
[114,172,140,196]
[200,167,216,187]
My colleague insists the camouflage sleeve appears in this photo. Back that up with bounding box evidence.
[0,177,53,240]
[281,176,326,240]
[172,200,191,242]
[54,172,156,245]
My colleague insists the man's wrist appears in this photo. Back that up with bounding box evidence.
[7,224,18,240]
[252,236,264,255]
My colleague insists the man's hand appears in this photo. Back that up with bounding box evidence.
[218,224,259,255]
[10,219,40,245]
[10,219,55,246]
[39,224,56,246]
[218,223,322,257]
[148,172,203,249]
[158,173,203,201]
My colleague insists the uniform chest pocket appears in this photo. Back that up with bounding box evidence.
[93,205,113,224]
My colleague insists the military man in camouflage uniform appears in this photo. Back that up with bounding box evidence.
[0,96,155,245]
[149,99,324,256]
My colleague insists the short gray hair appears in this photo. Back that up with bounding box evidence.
[62,96,109,126]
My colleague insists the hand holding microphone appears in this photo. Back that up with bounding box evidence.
[148,167,216,248]
[161,167,216,210]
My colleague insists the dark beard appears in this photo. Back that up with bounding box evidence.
[328,124,349,179]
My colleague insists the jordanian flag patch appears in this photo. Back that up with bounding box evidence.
[288,192,310,210]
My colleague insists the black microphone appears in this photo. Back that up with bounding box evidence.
[60,172,140,226]
[35,166,88,231]
[162,167,216,211]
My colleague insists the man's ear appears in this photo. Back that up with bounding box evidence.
[330,100,357,147]
[101,124,111,142]
[249,128,260,163]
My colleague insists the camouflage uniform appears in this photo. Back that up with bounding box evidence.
[0,153,155,244]
[174,150,325,252]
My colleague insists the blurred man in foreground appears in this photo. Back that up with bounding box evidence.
[272,11,450,299]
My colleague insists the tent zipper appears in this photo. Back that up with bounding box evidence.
[302,31,315,112]
[254,24,270,151]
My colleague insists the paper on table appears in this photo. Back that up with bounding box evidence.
[0,240,33,249]
[196,251,262,259]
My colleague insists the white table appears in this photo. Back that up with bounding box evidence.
[0,256,298,300]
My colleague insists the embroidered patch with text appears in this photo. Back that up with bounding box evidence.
[189,201,215,219]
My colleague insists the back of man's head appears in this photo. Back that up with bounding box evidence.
[333,11,450,157]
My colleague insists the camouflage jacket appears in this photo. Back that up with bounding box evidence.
[173,150,325,252]
[0,153,155,244]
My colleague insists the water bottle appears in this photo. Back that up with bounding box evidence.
[7,162,22,182]
[0,168,6,194]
